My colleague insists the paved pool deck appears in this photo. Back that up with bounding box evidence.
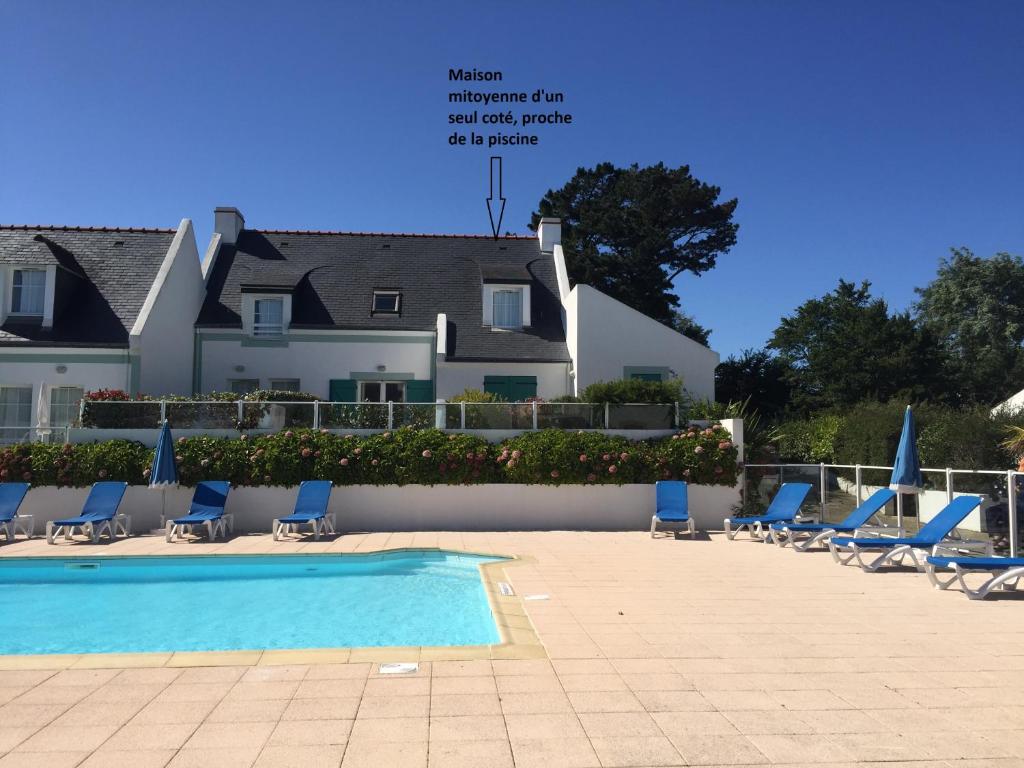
[0,530,1023,768]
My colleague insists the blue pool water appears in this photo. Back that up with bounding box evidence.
[0,551,505,654]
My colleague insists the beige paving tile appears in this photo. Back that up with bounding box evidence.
[253,745,345,768]
[668,733,769,765]
[567,690,645,713]
[348,715,428,742]
[651,709,740,736]
[340,740,427,768]
[280,697,360,721]
[498,691,573,714]
[102,722,198,751]
[747,733,855,763]
[154,682,233,703]
[166,746,262,768]
[429,714,507,741]
[184,721,276,750]
[240,665,308,683]
[494,675,563,694]
[206,698,289,723]
[79,749,176,768]
[427,738,513,768]
[558,674,629,692]
[0,703,70,727]
[489,659,553,676]
[0,752,89,768]
[508,737,600,768]
[293,678,366,699]
[85,683,168,704]
[504,713,585,740]
[431,692,502,716]
[588,736,683,767]
[634,690,714,712]
[50,700,145,727]
[430,660,493,677]
[266,718,352,746]
[302,663,371,681]
[15,723,119,753]
[700,690,785,711]
[356,694,430,718]
[360,677,428,697]
[0,727,38,752]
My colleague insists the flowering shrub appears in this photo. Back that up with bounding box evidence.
[4,425,739,488]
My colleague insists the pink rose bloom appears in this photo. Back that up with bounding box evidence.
[344,434,354,439]
[314,450,321,458]
[448,434,457,441]
[507,459,517,469]
[98,469,108,478]
[683,469,691,477]
[240,434,248,441]
[284,430,294,438]
[354,447,362,455]
[620,452,629,461]
[300,433,310,442]
[511,450,522,459]
[466,452,474,460]
[422,449,432,458]
[383,432,391,439]
[371,459,379,466]
[586,473,597,482]
[143,468,151,477]
[703,428,714,437]
[201,459,210,467]
[671,434,680,440]
[550,470,559,479]
[177,437,186,444]
[339,458,349,466]
[719,440,732,450]
[301,448,312,458]
[694,446,704,454]
[579,454,588,462]
[608,465,618,474]
[602,453,611,461]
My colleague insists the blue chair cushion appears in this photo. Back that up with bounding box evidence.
[927,556,1024,570]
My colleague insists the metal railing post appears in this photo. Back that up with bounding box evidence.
[896,493,904,530]
[387,401,394,430]
[674,401,679,430]
[237,400,244,425]
[313,401,320,430]
[819,462,827,517]
[855,464,863,504]
[460,402,466,430]
[604,403,610,430]
[1008,470,1019,558]
[945,468,954,503]
[160,400,167,424]
[532,401,538,430]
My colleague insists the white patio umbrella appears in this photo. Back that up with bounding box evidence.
[35,382,51,440]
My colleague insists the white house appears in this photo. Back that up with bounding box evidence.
[193,208,719,403]
[0,221,205,441]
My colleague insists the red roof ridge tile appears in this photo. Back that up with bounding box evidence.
[0,224,177,234]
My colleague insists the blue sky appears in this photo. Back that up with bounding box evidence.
[2,0,1021,357]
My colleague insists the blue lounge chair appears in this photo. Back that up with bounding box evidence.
[273,480,335,540]
[165,481,231,542]
[0,483,32,542]
[45,481,129,544]
[724,483,814,540]
[769,488,898,551]
[651,480,695,538]
[926,552,1024,600]
[829,495,985,571]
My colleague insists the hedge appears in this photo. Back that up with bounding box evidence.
[0,426,740,489]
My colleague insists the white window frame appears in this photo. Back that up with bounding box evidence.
[482,283,531,328]
[0,385,33,445]
[10,268,46,316]
[359,381,406,403]
[49,386,84,428]
[371,290,401,314]
[269,379,301,392]
[253,297,285,337]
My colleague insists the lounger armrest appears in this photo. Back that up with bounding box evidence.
[853,525,905,538]
[935,539,994,556]
[794,513,819,523]
[853,526,903,539]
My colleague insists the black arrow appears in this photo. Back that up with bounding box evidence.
[486,156,505,240]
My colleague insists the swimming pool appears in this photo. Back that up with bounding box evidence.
[0,550,506,655]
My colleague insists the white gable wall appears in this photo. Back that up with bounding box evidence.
[567,284,719,401]
[130,219,206,396]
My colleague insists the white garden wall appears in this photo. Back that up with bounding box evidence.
[16,482,740,535]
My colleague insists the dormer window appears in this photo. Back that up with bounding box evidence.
[253,298,284,336]
[11,269,45,316]
[492,289,523,329]
[372,290,401,314]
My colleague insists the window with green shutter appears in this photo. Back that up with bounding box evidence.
[484,376,537,401]
[328,379,357,402]
[405,380,434,402]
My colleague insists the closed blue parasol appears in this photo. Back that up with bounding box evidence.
[150,420,179,488]
[890,406,924,493]
[150,420,178,525]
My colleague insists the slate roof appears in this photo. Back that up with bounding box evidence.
[197,230,570,362]
[0,225,175,347]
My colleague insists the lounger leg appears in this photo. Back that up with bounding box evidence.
[688,518,695,537]
[272,519,281,541]
[724,519,735,540]
[326,512,336,535]
[926,563,958,590]
[205,520,215,541]
[650,515,658,539]
[165,520,175,543]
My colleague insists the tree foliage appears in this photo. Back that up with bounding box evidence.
[915,248,1024,405]
[715,349,794,420]
[529,162,738,326]
[767,280,949,413]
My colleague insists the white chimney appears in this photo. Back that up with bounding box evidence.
[214,206,245,245]
[537,217,561,252]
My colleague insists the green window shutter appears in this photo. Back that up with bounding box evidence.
[484,376,512,401]
[510,376,538,401]
[405,380,434,402]
[328,379,357,402]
